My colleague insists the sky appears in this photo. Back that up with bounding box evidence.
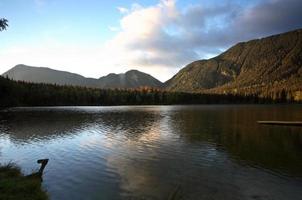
[0,0,302,81]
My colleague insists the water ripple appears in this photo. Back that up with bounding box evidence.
[0,105,302,200]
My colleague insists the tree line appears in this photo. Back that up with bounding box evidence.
[1,76,300,107]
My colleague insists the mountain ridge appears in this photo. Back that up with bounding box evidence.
[2,64,163,89]
[165,28,302,97]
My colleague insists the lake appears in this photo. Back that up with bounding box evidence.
[0,105,302,200]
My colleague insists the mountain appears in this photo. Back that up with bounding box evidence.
[98,70,163,88]
[165,29,302,96]
[2,64,99,88]
[2,65,163,89]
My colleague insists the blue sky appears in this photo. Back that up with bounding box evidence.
[0,0,301,81]
[0,0,232,47]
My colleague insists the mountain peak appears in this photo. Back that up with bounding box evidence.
[126,69,139,73]
[98,69,162,88]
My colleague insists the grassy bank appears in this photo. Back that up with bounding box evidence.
[0,164,48,200]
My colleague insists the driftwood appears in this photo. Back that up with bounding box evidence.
[26,159,49,181]
[37,159,49,174]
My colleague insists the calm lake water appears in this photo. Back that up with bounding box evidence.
[0,105,302,200]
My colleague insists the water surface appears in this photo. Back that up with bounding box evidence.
[0,105,302,200]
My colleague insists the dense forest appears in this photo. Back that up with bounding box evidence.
[0,76,300,107]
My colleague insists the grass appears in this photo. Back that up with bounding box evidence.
[0,163,48,200]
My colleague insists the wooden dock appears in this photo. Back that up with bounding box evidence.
[258,121,302,126]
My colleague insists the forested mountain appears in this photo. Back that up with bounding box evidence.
[2,65,163,89]
[165,29,302,101]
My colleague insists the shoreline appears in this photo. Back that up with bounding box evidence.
[0,164,48,200]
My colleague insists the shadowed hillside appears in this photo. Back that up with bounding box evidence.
[165,29,302,101]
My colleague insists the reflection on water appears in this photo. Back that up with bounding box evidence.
[0,105,302,200]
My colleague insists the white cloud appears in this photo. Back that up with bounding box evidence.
[104,0,198,73]
[117,7,129,14]
[103,0,235,75]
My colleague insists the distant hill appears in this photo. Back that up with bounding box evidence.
[2,65,163,89]
[165,29,302,99]
[98,70,163,88]
[2,65,99,88]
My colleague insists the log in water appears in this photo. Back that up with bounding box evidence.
[258,121,302,126]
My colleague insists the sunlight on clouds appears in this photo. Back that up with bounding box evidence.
[102,0,193,78]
